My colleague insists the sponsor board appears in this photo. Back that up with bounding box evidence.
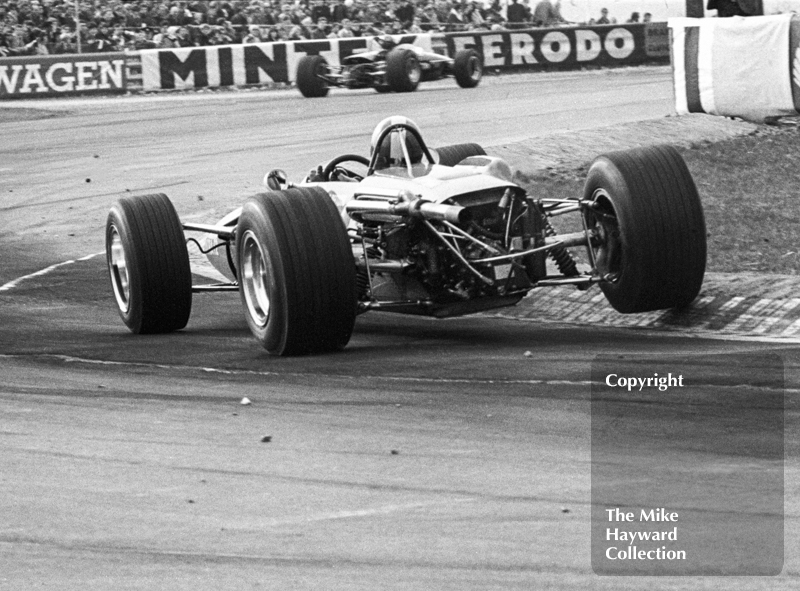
[140,35,432,91]
[0,52,126,98]
[444,25,649,69]
[644,22,670,57]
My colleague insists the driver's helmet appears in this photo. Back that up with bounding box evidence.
[377,33,396,51]
[370,115,425,171]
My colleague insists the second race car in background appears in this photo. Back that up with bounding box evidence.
[295,35,483,97]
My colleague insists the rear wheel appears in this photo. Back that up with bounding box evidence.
[434,143,487,166]
[385,48,421,92]
[583,145,706,313]
[453,49,483,88]
[236,187,357,355]
[105,193,192,334]
[296,55,330,98]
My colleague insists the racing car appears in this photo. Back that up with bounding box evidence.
[105,116,706,355]
[295,35,483,97]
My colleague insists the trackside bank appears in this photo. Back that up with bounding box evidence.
[0,25,666,98]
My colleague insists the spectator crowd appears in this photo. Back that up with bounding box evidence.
[0,0,638,57]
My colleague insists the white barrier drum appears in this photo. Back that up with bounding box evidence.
[670,14,800,121]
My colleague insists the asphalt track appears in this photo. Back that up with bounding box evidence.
[1,67,798,590]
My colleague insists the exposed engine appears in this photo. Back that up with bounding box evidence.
[353,188,550,311]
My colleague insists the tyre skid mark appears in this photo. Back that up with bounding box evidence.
[0,251,224,294]
[0,353,794,393]
[0,536,585,573]
[0,252,104,293]
[0,181,192,213]
[0,353,590,386]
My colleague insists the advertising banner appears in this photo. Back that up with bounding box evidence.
[444,25,649,69]
[0,52,126,98]
[140,35,432,91]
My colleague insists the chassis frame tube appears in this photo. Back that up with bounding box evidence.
[182,222,235,240]
[467,232,590,265]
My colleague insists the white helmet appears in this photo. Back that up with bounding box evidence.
[370,116,424,171]
[377,33,396,51]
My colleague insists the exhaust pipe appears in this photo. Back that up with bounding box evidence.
[346,197,469,225]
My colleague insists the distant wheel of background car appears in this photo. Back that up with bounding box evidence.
[453,49,483,89]
[236,187,357,355]
[296,54,330,98]
[105,193,192,334]
[583,145,707,313]
[374,84,391,93]
[434,143,487,167]
[385,48,422,93]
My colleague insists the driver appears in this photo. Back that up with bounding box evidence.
[370,115,428,176]
[376,34,396,52]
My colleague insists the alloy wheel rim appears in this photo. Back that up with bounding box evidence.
[469,56,482,80]
[109,226,130,312]
[407,59,421,84]
[588,189,622,283]
[241,230,271,327]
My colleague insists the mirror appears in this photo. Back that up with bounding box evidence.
[264,169,288,190]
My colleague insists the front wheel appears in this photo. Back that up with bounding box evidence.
[583,145,706,313]
[385,48,421,92]
[453,49,483,88]
[236,187,357,355]
[105,193,192,334]
[296,54,330,98]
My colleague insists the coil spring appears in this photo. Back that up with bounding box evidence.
[355,245,381,299]
[544,217,579,277]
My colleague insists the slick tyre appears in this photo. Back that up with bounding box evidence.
[434,143,487,166]
[106,193,192,334]
[236,187,357,355]
[453,49,482,88]
[583,145,707,313]
[296,55,330,98]
[385,48,422,92]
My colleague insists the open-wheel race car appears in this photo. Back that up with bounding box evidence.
[105,116,706,355]
[295,35,482,97]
